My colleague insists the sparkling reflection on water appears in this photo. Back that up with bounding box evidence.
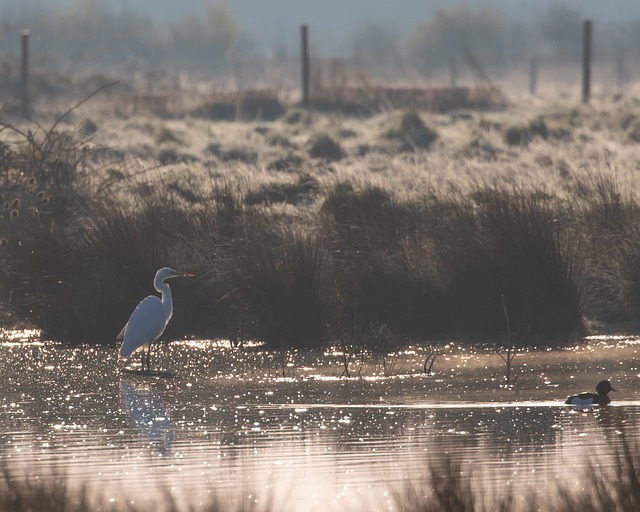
[1,336,640,510]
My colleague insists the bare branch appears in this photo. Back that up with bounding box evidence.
[41,80,120,149]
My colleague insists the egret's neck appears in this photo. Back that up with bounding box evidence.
[155,280,174,317]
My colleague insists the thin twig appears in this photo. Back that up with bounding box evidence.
[500,294,515,385]
[423,350,437,375]
[41,80,120,148]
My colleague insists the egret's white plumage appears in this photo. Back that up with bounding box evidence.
[118,267,193,370]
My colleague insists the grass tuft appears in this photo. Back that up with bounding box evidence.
[308,133,343,161]
[504,116,549,146]
[383,110,438,151]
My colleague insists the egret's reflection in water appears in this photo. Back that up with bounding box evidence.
[119,378,174,456]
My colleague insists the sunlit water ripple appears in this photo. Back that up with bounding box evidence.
[1,337,640,510]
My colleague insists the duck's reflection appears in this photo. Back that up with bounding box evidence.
[119,378,174,456]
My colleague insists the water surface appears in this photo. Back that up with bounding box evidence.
[1,336,640,510]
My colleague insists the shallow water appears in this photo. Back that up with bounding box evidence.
[1,336,640,510]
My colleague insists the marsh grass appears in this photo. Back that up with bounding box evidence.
[320,182,582,342]
[3,93,640,347]
[470,186,582,338]
[574,174,640,324]
[391,458,520,512]
[554,438,640,512]
[390,432,640,512]
[227,223,329,348]
[0,467,95,512]
[0,466,269,512]
[0,169,620,347]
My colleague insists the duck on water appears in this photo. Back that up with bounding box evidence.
[565,380,617,406]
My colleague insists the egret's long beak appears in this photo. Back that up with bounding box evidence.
[173,271,195,278]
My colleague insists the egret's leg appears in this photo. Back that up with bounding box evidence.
[146,343,153,372]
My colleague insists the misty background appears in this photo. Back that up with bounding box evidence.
[0,0,639,97]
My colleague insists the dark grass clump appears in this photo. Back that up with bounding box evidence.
[503,116,549,146]
[237,93,286,121]
[0,468,96,512]
[467,187,583,339]
[554,431,640,512]
[430,186,583,341]
[190,92,285,122]
[393,432,640,511]
[266,152,305,172]
[0,191,204,344]
[321,183,584,342]
[383,110,438,151]
[226,223,330,348]
[573,174,640,326]
[0,112,109,336]
[321,183,424,249]
[0,465,268,512]
[392,458,522,512]
[206,143,259,164]
[153,126,181,145]
[178,200,333,348]
[626,118,640,143]
[572,174,632,321]
[341,254,448,340]
[78,118,98,137]
[191,102,236,121]
[440,188,582,340]
[322,184,449,338]
[308,133,343,161]
[220,148,258,164]
[245,174,319,206]
[281,107,314,126]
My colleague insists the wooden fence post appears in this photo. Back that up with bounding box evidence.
[582,20,592,103]
[300,24,310,106]
[616,53,625,93]
[449,56,457,88]
[529,56,537,95]
[21,29,30,119]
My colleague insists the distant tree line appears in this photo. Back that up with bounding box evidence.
[0,0,239,75]
[357,5,640,80]
[0,1,638,82]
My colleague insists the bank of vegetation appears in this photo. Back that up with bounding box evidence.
[1,90,640,349]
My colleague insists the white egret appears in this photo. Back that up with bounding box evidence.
[118,267,194,372]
